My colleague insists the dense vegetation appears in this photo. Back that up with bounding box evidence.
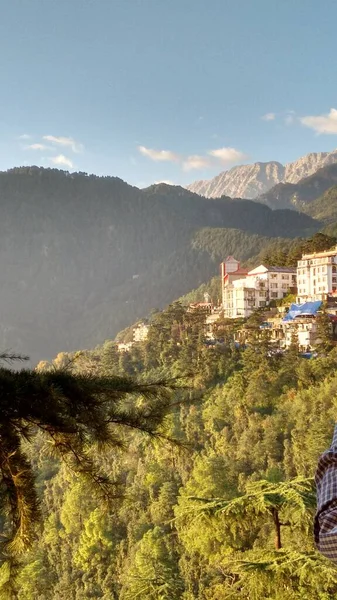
[304,185,337,224]
[6,300,337,600]
[0,167,319,365]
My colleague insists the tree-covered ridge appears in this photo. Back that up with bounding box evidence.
[0,167,319,365]
[303,185,337,224]
[258,162,337,210]
[10,301,337,599]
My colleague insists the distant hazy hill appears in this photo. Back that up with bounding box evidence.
[187,149,337,199]
[258,163,337,210]
[0,167,319,364]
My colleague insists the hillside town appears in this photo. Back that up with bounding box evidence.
[118,246,337,354]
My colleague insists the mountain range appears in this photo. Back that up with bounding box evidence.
[187,149,337,199]
[0,166,320,365]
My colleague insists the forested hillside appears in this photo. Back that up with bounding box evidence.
[0,167,319,365]
[258,163,337,210]
[11,303,337,599]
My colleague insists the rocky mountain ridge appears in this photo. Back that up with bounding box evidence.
[186,149,337,199]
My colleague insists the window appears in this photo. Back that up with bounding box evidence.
[282,284,288,289]
[313,268,316,275]
[271,292,278,298]
[270,283,278,289]
[282,275,289,280]
[259,301,266,307]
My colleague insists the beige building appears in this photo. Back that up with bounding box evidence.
[297,247,337,303]
[222,258,296,319]
[133,322,149,342]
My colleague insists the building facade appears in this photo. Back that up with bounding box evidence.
[133,323,149,342]
[297,247,337,303]
[222,258,296,319]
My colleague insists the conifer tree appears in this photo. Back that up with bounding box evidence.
[0,361,177,591]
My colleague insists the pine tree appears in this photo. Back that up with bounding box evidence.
[0,361,178,591]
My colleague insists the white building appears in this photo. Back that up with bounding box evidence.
[222,259,297,319]
[117,342,134,353]
[133,323,149,342]
[297,247,337,303]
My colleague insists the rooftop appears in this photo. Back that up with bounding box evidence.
[248,264,296,275]
[301,246,337,260]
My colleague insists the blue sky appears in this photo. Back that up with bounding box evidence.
[2,0,337,187]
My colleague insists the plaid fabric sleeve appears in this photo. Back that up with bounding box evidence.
[315,424,337,562]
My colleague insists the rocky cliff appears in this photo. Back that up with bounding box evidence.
[187,149,337,199]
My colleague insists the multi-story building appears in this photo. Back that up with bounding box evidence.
[297,247,337,303]
[133,322,149,342]
[221,257,297,319]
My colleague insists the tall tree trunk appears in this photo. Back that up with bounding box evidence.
[271,507,282,550]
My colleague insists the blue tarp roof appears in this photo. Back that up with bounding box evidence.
[283,301,322,322]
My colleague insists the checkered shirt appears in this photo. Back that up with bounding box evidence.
[315,424,337,562]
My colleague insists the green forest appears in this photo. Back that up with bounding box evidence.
[3,298,337,600]
[0,167,319,365]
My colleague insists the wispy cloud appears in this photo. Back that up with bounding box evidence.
[50,154,74,169]
[43,135,84,153]
[18,133,31,140]
[138,145,180,162]
[300,108,337,134]
[261,112,276,121]
[26,143,49,151]
[139,143,246,172]
[208,147,247,164]
[154,179,175,185]
[183,155,210,171]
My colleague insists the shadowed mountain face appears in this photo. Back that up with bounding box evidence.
[187,150,337,199]
[0,167,320,364]
[258,163,337,210]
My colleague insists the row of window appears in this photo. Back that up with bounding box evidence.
[297,264,337,275]
[298,258,336,267]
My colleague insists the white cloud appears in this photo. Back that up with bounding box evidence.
[26,143,49,151]
[19,133,31,140]
[43,135,83,153]
[183,155,210,171]
[154,179,175,185]
[208,147,247,164]
[50,154,74,169]
[262,112,276,121]
[300,108,337,134]
[138,145,179,162]
[138,143,247,172]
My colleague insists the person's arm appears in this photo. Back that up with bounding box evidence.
[315,424,337,562]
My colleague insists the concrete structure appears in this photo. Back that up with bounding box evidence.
[297,246,337,303]
[133,322,149,342]
[117,342,134,353]
[283,317,318,351]
[222,259,296,319]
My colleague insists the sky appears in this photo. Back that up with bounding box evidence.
[2,0,337,187]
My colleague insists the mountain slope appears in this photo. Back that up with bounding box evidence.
[258,163,337,210]
[0,167,320,364]
[303,186,337,224]
[187,149,337,199]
